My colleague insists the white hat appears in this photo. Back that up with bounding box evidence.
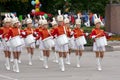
[26,14,32,24]
[12,17,19,25]
[51,17,57,26]
[64,15,70,24]
[57,10,63,21]
[11,13,19,25]
[42,16,48,25]
[94,18,101,25]
[75,14,81,25]
[3,14,11,23]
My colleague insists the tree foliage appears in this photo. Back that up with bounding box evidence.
[0,0,111,16]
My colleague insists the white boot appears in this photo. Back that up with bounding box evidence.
[5,57,10,70]
[76,55,80,68]
[97,58,102,71]
[10,53,14,62]
[43,56,48,69]
[65,54,71,65]
[28,54,32,65]
[60,57,65,71]
[39,50,44,61]
[53,52,58,63]
[14,59,19,73]
[18,57,21,63]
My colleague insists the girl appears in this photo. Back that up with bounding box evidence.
[73,16,87,68]
[0,14,12,70]
[89,18,108,71]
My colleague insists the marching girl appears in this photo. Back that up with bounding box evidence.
[52,10,69,71]
[36,16,53,69]
[50,17,59,63]
[63,15,72,65]
[35,16,44,61]
[23,15,35,66]
[73,15,87,68]
[89,18,108,71]
[7,17,22,72]
[0,14,12,70]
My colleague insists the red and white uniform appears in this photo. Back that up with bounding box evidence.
[8,27,22,52]
[0,27,11,51]
[52,25,68,52]
[24,27,35,48]
[73,27,86,50]
[89,28,108,51]
[37,27,52,50]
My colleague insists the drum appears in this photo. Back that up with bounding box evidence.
[75,36,87,46]
[2,39,11,47]
[24,34,35,45]
[56,34,68,46]
[9,36,23,47]
[43,36,55,49]
[95,36,107,47]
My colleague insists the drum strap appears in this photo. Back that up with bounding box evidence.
[63,26,67,35]
[47,30,51,36]
[18,29,21,35]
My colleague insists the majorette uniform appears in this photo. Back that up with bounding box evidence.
[8,27,23,52]
[90,28,107,52]
[24,27,35,48]
[73,27,85,50]
[53,25,69,52]
[0,27,11,51]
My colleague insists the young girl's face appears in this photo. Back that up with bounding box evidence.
[27,23,32,28]
[95,22,101,29]
[5,22,11,27]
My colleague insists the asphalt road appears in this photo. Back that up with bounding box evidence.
[0,48,120,80]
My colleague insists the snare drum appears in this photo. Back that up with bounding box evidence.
[95,36,107,47]
[56,34,68,46]
[75,36,87,46]
[24,34,35,45]
[43,36,55,49]
[9,36,23,47]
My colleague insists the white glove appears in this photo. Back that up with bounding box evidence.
[85,33,89,36]
[0,35,2,38]
[22,32,26,35]
[70,31,74,35]
[4,38,8,41]
[92,35,96,39]
[108,33,113,36]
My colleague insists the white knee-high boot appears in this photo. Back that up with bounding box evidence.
[96,58,102,71]
[53,52,58,63]
[66,53,71,65]
[39,50,44,61]
[60,57,65,71]
[5,57,10,70]
[76,55,80,68]
[13,59,19,72]
[28,53,32,65]
[43,56,48,69]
